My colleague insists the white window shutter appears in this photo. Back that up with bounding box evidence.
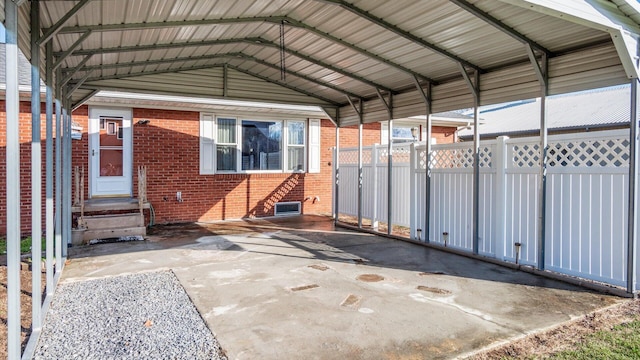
[381,122,389,144]
[200,113,216,174]
[308,118,321,173]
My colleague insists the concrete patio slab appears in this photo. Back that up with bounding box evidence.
[61,215,620,359]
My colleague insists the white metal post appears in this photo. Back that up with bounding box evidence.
[413,78,432,242]
[31,0,43,332]
[628,78,639,294]
[334,125,340,225]
[410,143,417,239]
[63,103,72,256]
[495,136,509,260]
[371,144,379,230]
[472,72,480,254]
[5,0,21,358]
[55,94,63,273]
[358,105,363,228]
[45,40,55,297]
[537,54,549,270]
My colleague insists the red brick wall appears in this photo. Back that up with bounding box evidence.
[0,101,53,235]
[124,108,333,223]
[432,125,457,143]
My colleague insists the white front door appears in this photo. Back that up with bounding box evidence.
[89,107,133,197]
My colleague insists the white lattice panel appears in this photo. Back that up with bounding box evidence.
[393,145,411,164]
[479,146,493,168]
[510,143,541,168]
[418,148,427,170]
[362,149,372,164]
[339,150,359,165]
[430,148,474,169]
[377,147,389,164]
[548,138,629,168]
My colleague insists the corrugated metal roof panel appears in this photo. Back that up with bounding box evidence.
[8,0,639,120]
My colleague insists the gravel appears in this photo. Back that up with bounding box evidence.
[34,271,227,360]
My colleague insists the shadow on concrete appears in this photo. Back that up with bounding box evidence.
[68,214,600,294]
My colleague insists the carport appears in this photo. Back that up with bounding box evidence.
[4,0,640,358]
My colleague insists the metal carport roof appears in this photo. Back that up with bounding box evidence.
[6,0,640,125]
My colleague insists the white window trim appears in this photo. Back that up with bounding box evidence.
[200,113,319,174]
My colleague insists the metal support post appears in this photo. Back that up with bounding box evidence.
[334,126,340,225]
[376,90,394,235]
[472,78,480,254]
[414,77,432,242]
[55,92,63,274]
[63,102,72,256]
[358,102,363,229]
[6,0,22,357]
[628,77,639,294]
[31,0,43,332]
[460,65,480,254]
[528,47,549,270]
[45,41,55,296]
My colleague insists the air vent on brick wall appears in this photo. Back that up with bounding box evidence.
[274,201,301,216]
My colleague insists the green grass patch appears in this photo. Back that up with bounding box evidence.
[550,320,640,360]
[0,236,46,255]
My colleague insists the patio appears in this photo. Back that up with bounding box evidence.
[41,215,620,359]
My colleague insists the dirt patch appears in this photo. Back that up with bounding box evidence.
[308,264,329,271]
[417,285,451,295]
[340,294,362,308]
[468,299,640,359]
[290,284,319,292]
[0,266,47,358]
[356,274,384,282]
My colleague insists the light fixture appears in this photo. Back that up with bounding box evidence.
[137,119,150,125]
[410,127,418,140]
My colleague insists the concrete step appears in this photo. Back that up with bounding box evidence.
[80,213,144,230]
[81,227,147,242]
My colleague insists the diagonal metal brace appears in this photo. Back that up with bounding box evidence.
[38,0,93,46]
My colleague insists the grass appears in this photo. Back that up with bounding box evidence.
[0,236,46,255]
[549,320,640,360]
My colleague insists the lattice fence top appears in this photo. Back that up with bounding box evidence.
[339,150,359,165]
[430,147,474,169]
[548,138,629,168]
[479,146,493,168]
[510,143,541,168]
[418,148,427,170]
[393,145,411,164]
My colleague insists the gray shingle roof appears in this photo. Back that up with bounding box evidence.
[0,43,33,86]
[458,85,634,138]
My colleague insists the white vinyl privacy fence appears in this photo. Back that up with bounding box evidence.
[335,129,638,289]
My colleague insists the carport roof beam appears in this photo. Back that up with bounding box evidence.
[37,0,93,46]
[53,30,92,71]
[449,0,551,57]
[51,15,435,84]
[81,62,342,106]
[229,65,342,106]
[72,89,99,112]
[72,52,364,99]
[316,0,483,72]
[60,54,92,86]
[58,37,394,94]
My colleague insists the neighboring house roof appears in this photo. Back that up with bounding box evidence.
[0,44,31,86]
[458,85,634,139]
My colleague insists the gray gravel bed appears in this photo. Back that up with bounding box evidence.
[34,271,227,360]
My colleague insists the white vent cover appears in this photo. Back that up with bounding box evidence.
[274,201,301,216]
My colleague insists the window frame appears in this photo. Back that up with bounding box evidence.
[215,116,238,173]
[201,113,310,174]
